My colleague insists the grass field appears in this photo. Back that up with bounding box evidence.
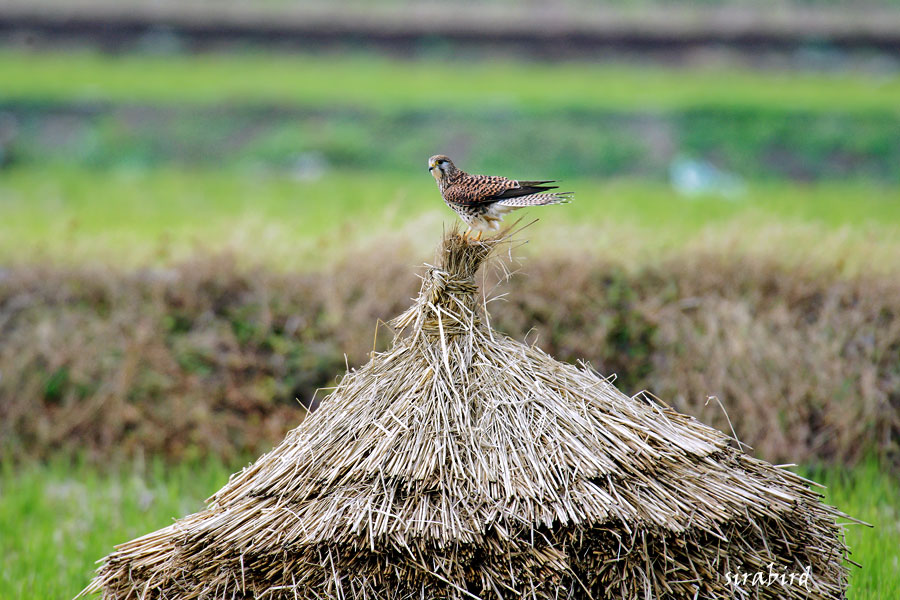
[2,51,899,112]
[0,458,896,599]
[0,457,235,600]
[4,50,899,181]
[2,166,899,271]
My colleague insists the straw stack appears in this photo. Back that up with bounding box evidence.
[81,228,852,599]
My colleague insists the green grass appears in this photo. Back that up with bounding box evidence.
[4,51,898,181]
[2,50,898,112]
[1,165,898,270]
[799,461,900,599]
[0,457,895,599]
[0,456,237,600]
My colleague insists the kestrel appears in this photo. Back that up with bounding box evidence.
[428,155,572,240]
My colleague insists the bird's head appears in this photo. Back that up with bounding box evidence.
[428,155,456,182]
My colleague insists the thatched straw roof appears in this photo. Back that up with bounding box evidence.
[81,229,852,599]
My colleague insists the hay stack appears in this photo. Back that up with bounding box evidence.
[82,229,852,599]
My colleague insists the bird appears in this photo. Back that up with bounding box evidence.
[427,155,572,240]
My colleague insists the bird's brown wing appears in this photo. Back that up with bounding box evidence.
[445,174,558,206]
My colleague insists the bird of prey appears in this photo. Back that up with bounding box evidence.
[428,155,572,240]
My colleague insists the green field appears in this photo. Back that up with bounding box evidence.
[4,50,899,181]
[0,458,895,600]
[2,51,899,112]
[2,166,899,271]
[0,458,235,600]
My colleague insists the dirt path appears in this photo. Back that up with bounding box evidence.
[4,1,900,59]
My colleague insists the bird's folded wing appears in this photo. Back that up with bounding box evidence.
[446,176,558,206]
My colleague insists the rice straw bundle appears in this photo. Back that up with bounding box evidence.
[81,228,852,599]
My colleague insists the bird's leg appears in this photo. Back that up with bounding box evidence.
[463,227,471,240]
[474,231,483,242]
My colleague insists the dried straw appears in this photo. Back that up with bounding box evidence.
[80,226,853,599]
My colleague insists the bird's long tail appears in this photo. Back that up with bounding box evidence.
[497,192,572,207]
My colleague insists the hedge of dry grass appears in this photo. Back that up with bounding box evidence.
[1,249,897,466]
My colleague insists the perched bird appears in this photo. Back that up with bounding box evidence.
[428,155,572,240]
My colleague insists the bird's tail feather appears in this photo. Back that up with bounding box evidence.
[497,192,572,207]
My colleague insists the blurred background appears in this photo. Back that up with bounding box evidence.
[1,1,898,598]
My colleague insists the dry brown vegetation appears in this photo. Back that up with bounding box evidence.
[1,246,898,467]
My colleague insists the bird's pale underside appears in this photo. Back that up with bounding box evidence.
[428,155,572,239]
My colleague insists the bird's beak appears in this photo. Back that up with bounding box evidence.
[428,166,434,171]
